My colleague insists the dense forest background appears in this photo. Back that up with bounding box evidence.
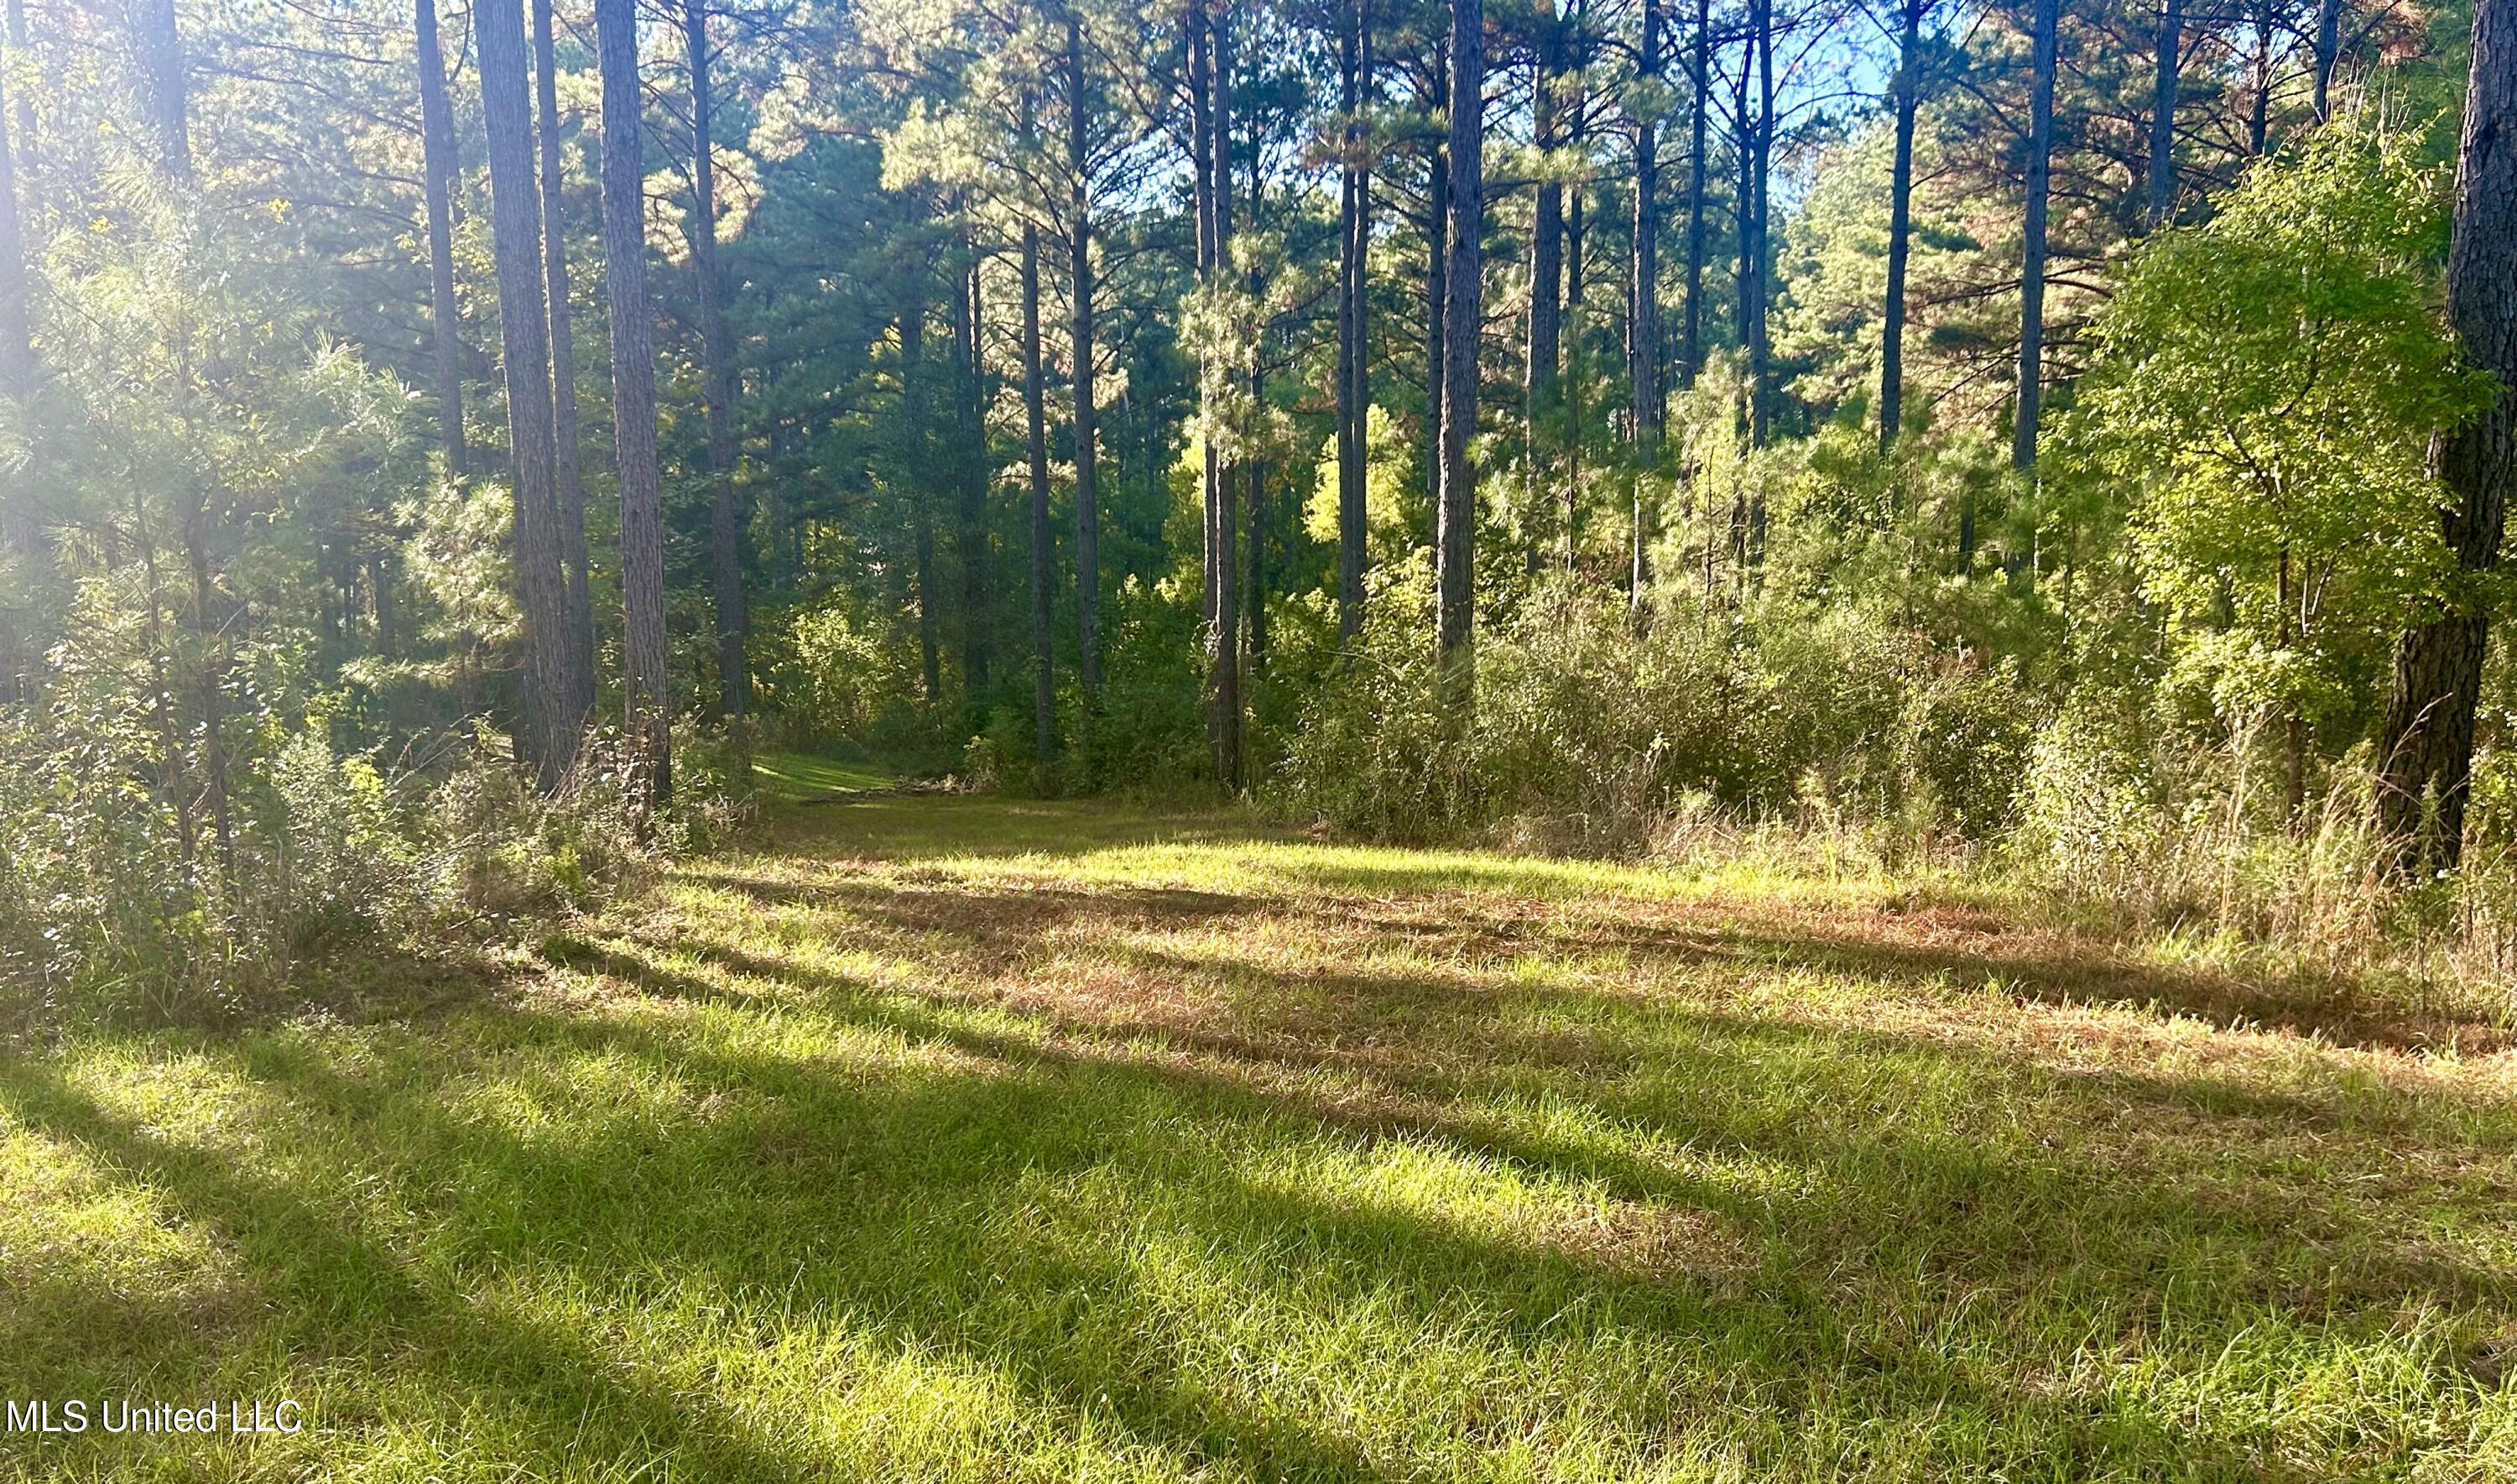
[0,0,2511,1013]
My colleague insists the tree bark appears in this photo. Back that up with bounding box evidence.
[954,245,990,699]
[2012,0,2057,471]
[1208,3,1241,788]
[2379,0,2517,873]
[135,0,190,180]
[416,0,467,479]
[1628,0,1660,454]
[479,0,574,785]
[1680,0,1707,388]
[1747,0,1771,450]
[1880,0,1920,454]
[2313,0,2341,118]
[2147,0,2180,230]
[1190,0,1217,631]
[534,0,596,734]
[1022,221,1055,762]
[1630,0,1663,612]
[1424,46,1447,512]
[1528,2,1563,572]
[1435,0,1482,694]
[1066,8,1102,702]
[593,0,669,816]
[904,299,941,703]
[1337,0,1368,643]
[688,0,748,771]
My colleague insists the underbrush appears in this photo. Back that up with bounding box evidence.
[0,713,746,1032]
[1273,581,2517,1026]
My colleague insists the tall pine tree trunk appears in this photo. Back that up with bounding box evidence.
[1747,0,1771,451]
[533,0,595,733]
[687,0,747,772]
[1528,3,1563,576]
[1337,0,1368,643]
[1066,9,1102,702]
[416,0,467,479]
[2313,0,2341,117]
[2012,0,2057,471]
[1435,0,1482,695]
[1880,0,1920,454]
[594,0,670,817]
[1424,47,1447,512]
[136,0,189,180]
[2148,0,2180,229]
[1629,0,1662,612]
[2378,0,2517,873]
[904,299,941,702]
[1208,4,1241,788]
[1022,221,1055,761]
[954,245,990,699]
[480,0,574,784]
[1680,0,1708,388]
[1191,0,1219,634]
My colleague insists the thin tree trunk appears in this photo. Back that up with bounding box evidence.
[1880,0,1920,454]
[1435,0,1482,694]
[1629,0,1660,452]
[904,300,941,703]
[1630,0,1663,612]
[1528,4,1564,576]
[136,0,189,180]
[2148,0,2180,230]
[1747,0,1771,451]
[2013,0,2058,471]
[955,244,990,699]
[1246,126,1267,676]
[1680,0,1707,388]
[1337,0,1368,642]
[2313,0,2340,117]
[533,0,595,733]
[1190,0,1218,632]
[688,0,748,773]
[1022,221,1055,761]
[597,0,670,820]
[1424,47,1447,511]
[416,0,467,479]
[1066,8,1102,702]
[2379,0,2517,873]
[1209,3,1241,788]
[479,0,573,785]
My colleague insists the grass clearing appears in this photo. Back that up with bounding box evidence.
[4,794,2516,1481]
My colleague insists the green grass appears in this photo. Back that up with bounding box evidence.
[748,750,894,803]
[5,794,2516,1480]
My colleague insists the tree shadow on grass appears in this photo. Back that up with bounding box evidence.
[692,851,2513,1060]
[8,806,2507,1478]
[13,974,2353,1481]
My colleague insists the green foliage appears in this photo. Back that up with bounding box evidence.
[1279,574,2043,850]
[2065,124,2484,735]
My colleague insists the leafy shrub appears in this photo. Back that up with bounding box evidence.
[1275,575,2040,852]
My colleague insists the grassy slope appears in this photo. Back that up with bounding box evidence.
[4,794,2515,1481]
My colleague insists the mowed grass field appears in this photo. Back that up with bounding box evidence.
[5,788,2517,1481]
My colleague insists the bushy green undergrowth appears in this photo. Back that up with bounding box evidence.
[0,705,747,1032]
